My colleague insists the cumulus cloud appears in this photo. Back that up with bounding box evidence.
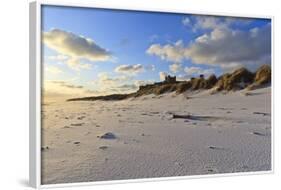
[91,72,137,94]
[44,80,95,98]
[97,73,131,85]
[43,29,111,70]
[43,29,111,61]
[134,80,154,87]
[182,15,253,32]
[49,80,83,89]
[45,65,63,75]
[114,64,144,75]
[169,63,183,73]
[186,25,271,69]
[145,64,155,71]
[147,23,271,71]
[146,40,185,63]
[182,17,191,26]
[66,58,92,71]
[47,54,69,61]
[159,72,168,81]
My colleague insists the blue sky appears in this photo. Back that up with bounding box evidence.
[42,5,271,97]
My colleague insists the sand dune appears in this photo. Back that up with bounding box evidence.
[41,87,271,184]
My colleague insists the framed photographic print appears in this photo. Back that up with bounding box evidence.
[29,1,273,188]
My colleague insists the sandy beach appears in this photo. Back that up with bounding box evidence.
[41,87,271,184]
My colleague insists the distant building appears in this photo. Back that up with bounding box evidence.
[164,75,176,83]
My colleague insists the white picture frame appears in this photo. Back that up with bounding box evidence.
[29,1,274,188]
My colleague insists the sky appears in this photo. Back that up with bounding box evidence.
[42,5,271,98]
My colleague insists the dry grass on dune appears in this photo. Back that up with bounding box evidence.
[68,65,271,101]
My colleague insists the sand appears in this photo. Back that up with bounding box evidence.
[41,87,271,184]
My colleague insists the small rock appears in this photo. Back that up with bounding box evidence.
[73,142,80,145]
[98,132,117,139]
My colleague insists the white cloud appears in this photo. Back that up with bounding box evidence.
[169,63,182,73]
[45,65,63,75]
[145,64,155,71]
[43,29,111,70]
[182,17,191,26]
[146,40,185,63]
[134,80,154,87]
[43,29,111,61]
[147,23,271,71]
[92,73,137,94]
[182,15,253,32]
[66,58,92,71]
[44,80,92,98]
[47,54,69,61]
[159,72,168,81]
[114,64,144,75]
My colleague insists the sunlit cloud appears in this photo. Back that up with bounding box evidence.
[114,64,144,75]
[43,29,112,70]
[147,23,271,71]
[169,63,183,73]
[182,15,253,32]
[146,40,185,63]
[159,71,168,81]
[43,80,92,98]
[45,65,63,75]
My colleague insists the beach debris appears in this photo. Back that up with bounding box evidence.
[252,132,266,136]
[253,112,270,116]
[208,146,223,150]
[172,114,193,119]
[99,146,108,150]
[73,141,80,145]
[41,146,49,151]
[236,120,244,123]
[77,116,85,120]
[97,132,117,140]
[71,123,84,127]
[150,111,160,114]
[172,114,217,121]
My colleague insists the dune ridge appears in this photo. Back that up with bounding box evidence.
[67,65,271,102]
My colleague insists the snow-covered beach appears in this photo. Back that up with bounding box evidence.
[41,87,271,184]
